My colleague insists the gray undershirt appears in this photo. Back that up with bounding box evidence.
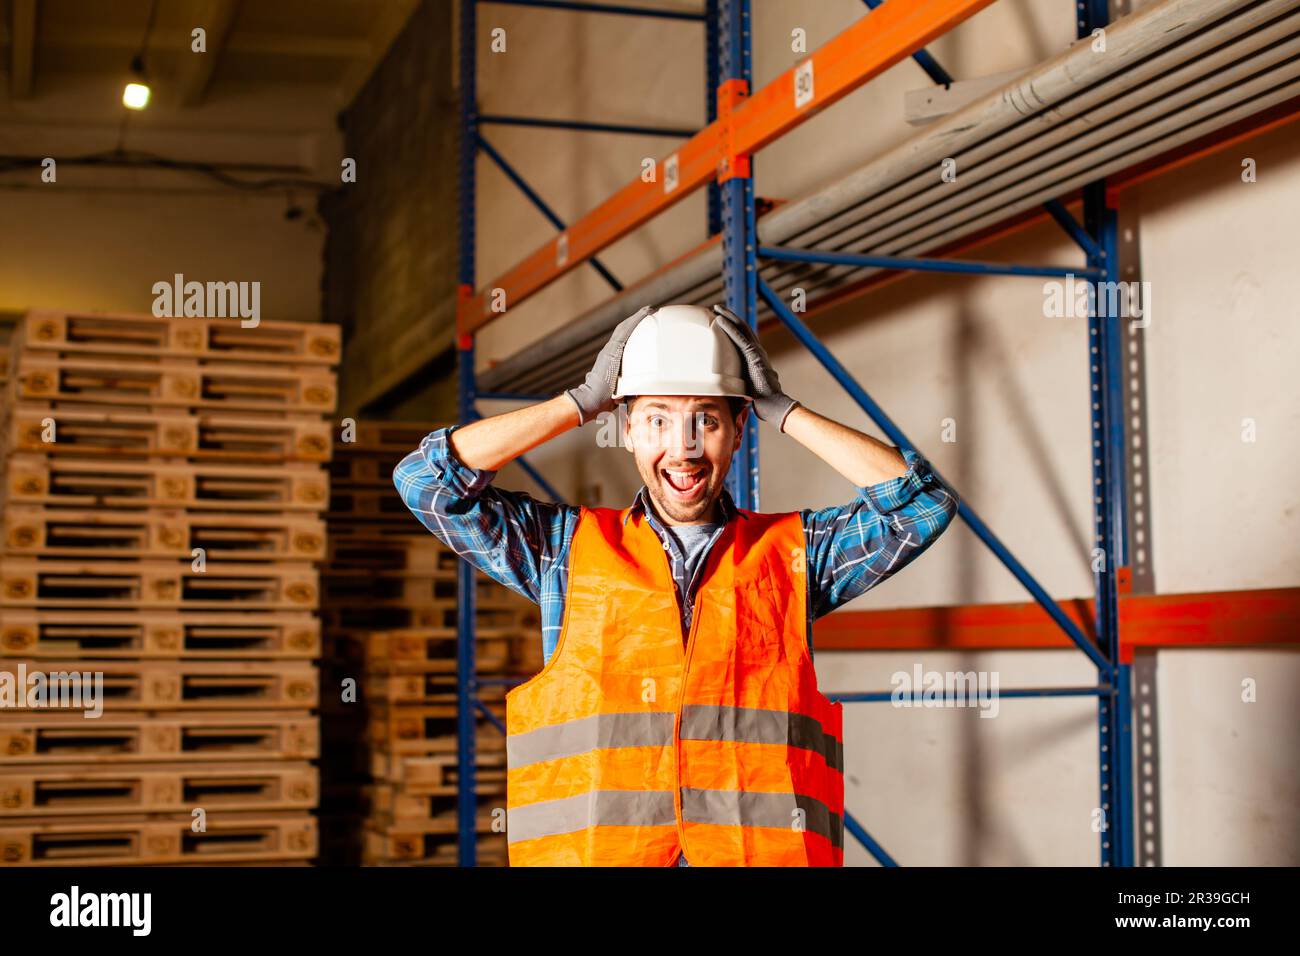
[662,521,723,639]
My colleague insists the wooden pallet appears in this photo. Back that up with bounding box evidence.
[3,406,332,462]
[0,660,318,710]
[321,570,472,606]
[329,455,404,483]
[337,421,444,454]
[366,715,504,755]
[1,610,319,659]
[324,522,444,541]
[0,811,317,865]
[346,628,511,673]
[324,535,454,571]
[362,834,508,867]
[3,507,326,561]
[319,598,539,632]
[0,559,319,610]
[0,761,318,816]
[326,487,415,520]
[5,455,329,511]
[363,673,508,706]
[18,310,340,366]
[324,627,541,676]
[366,777,506,823]
[0,710,318,763]
[362,811,500,865]
[321,569,541,609]
[9,353,337,415]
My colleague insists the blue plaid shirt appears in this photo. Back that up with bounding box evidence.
[393,425,959,663]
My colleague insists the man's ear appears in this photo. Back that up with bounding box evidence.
[732,403,750,451]
[622,403,635,453]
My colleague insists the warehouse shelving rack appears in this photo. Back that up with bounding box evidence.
[449,0,1295,867]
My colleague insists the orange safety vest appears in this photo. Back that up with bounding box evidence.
[504,504,844,867]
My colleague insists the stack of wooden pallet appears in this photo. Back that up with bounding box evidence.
[321,421,540,866]
[0,310,339,866]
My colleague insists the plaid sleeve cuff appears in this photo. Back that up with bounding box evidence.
[420,424,498,497]
[860,447,938,513]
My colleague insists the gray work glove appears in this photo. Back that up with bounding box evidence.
[712,304,800,432]
[565,305,656,425]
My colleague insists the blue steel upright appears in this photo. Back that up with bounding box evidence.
[1079,0,1135,868]
[705,0,721,236]
[718,0,759,511]
[456,0,481,867]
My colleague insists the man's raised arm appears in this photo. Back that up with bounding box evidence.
[711,304,958,620]
[713,305,912,486]
[450,304,655,470]
[448,394,581,471]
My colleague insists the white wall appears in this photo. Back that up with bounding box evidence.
[465,0,1300,865]
[0,184,324,324]
[0,75,338,326]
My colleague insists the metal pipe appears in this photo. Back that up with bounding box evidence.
[477,0,1300,394]
[861,0,954,84]
[770,14,1300,297]
[715,51,1300,319]
[784,62,1300,303]
[482,0,707,20]
[514,454,567,504]
[759,244,1106,280]
[831,686,1111,703]
[844,811,900,866]
[479,113,698,137]
[1045,199,1103,261]
[731,1,1300,303]
[474,697,507,735]
[761,0,1273,254]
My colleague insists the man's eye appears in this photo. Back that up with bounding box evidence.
[650,416,666,427]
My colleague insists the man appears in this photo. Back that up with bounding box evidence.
[394,303,959,867]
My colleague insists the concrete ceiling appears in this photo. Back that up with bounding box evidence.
[2,0,419,105]
[0,0,420,180]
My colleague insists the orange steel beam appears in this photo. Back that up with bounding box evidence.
[459,0,997,337]
[728,0,995,154]
[813,587,1300,663]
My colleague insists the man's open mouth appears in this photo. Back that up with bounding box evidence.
[660,466,708,500]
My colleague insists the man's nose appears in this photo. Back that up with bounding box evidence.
[666,415,704,458]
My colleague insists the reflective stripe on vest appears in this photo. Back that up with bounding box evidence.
[504,505,844,867]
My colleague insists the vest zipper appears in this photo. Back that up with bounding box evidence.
[653,525,717,867]
[675,586,708,864]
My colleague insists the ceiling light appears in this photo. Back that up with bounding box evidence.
[123,54,150,110]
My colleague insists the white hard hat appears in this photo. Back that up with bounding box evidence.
[612,304,751,401]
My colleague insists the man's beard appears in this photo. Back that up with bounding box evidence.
[640,461,724,524]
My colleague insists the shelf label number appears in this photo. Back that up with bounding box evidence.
[794,59,815,109]
[664,153,680,194]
